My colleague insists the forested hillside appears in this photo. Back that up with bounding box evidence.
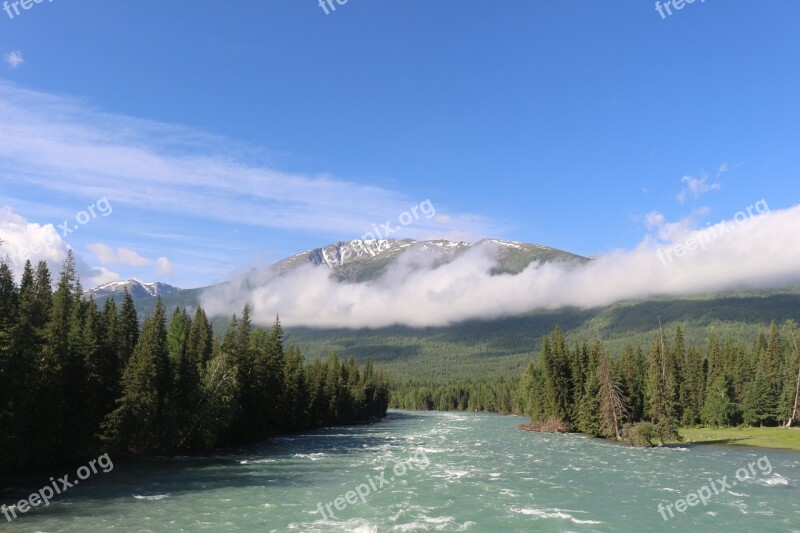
[285,291,800,382]
[0,253,389,475]
[123,287,800,383]
[391,323,800,446]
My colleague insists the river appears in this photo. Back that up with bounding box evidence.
[2,410,799,532]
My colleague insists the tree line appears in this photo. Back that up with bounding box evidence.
[392,322,800,446]
[390,379,516,413]
[0,252,389,474]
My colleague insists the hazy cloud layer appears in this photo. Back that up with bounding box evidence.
[201,204,800,329]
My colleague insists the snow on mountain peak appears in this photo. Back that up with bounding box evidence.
[86,279,181,299]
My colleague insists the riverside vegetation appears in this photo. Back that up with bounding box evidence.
[0,251,390,475]
[391,323,800,449]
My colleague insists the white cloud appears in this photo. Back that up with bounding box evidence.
[89,267,123,287]
[4,51,24,69]
[0,208,120,287]
[0,207,65,266]
[87,243,151,266]
[677,164,727,203]
[201,203,800,329]
[156,256,174,274]
[645,207,710,242]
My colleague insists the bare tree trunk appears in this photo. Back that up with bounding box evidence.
[785,325,800,428]
[598,347,628,441]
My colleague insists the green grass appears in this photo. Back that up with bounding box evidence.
[679,426,800,452]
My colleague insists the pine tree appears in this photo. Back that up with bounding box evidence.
[186,306,213,372]
[619,345,646,423]
[116,288,139,367]
[646,324,680,444]
[744,324,784,426]
[260,316,287,432]
[103,298,172,453]
[516,361,547,422]
[166,307,197,449]
[323,353,342,424]
[30,252,77,466]
[681,347,705,426]
[0,260,19,471]
[226,306,262,442]
[99,298,121,415]
[283,346,308,430]
[60,277,94,461]
[7,261,50,469]
[569,342,589,423]
[213,314,242,445]
[671,326,686,422]
[576,343,600,436]
[730,340,752,405]
[705,335,723,396]
[191,338,238,448]
[702,373,737,427]
[540,328,573,424]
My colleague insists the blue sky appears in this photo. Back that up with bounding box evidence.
[1,1,799,289]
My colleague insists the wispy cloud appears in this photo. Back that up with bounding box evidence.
[645,206,710,242]
[0,82,496,244]
[677,164,727,203]
[156,256,174,274]
[86,243,152,267]
[3,51,24,69]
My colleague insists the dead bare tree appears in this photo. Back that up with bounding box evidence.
[785,322,800,428]
[598,346,628,441]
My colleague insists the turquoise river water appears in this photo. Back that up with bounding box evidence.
[2,410,799,532]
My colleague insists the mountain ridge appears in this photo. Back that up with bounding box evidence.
[87,237,589,298]
[85,279,182,301]
[80,240,800,382]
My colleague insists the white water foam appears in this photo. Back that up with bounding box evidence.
[511,507,601,525]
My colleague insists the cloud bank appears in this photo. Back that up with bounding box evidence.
[0,208,119,287]
[200,204,800,329]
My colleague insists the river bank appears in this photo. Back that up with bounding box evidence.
[678,426,800,452]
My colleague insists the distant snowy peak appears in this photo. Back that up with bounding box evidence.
[271,238,588,283]
[86,279,182,300]
[310,239,417,268]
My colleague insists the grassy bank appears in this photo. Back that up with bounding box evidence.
[679,426,800,452]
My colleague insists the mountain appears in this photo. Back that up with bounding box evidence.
[113,237,588,315]
[272,238,590,282]
[85,279,182,301]
[85,240,800,384]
